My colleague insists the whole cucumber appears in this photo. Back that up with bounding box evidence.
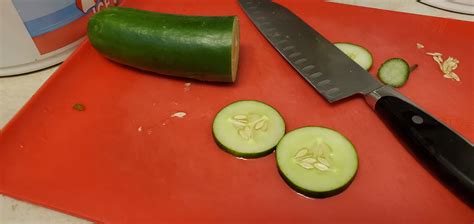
[88,7,239,82]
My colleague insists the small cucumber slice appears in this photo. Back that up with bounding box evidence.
[377,58,410,88]
[213,100,286,158]
[335,42,373,70]
[276,127,358,198]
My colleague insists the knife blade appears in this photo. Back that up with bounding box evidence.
[239,0,382,103]
[239,0,474,205]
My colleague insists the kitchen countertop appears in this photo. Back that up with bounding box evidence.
[0,1,471,223]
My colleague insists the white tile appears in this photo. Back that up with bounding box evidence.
[0,195,92,224]
[328,0,474,22]
[0,65,58,128]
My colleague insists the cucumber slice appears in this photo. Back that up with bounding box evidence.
[377,58,410,88]
[276,127,358,198]
[212,100,286,158]
[335,42,373,70]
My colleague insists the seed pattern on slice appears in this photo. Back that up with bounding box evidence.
[230,114,269,141]
[314,163,329,171]
[300,162,315,169]
[254,119,266,130]
[233,115,248,120]
[317,157,330,167]
[294,148,308,158]
[293,138,333,171]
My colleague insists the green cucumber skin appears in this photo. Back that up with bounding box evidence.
[277,162,357,198]
[212,131,276,159]
[276,126,358,198]
[88,7,237,82]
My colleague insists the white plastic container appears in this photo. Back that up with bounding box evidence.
[0,0,121,76]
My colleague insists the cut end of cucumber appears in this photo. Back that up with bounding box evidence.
[231,17,240,83]
[334,42,373,70]
[212,100,286,158]
[276,127,358,198]
[377,58,410,88]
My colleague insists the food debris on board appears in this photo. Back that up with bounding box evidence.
[184,82,192,92]
[72,103,85,111]
[426,52,460,81]
[171,112,187,118]
[138,126,143,132]
[416,43,424,49]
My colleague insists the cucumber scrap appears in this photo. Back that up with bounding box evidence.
[335,42,373,70]
[377,58,410,87]
[276,127,358,198]
[213,100,286,158]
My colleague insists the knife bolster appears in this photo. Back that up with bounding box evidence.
[364,85,414,110]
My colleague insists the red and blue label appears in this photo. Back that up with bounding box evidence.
[12,0,120,55]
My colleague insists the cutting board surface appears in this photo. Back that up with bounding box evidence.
[1,0,473,223]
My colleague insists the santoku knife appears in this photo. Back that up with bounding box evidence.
[238,0,473,205]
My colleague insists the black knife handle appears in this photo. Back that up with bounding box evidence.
[366,86,474,206]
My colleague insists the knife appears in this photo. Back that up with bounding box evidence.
[238,0,474,205]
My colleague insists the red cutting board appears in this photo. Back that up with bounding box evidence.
[1,0,473,223]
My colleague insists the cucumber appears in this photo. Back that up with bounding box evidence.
[276,127,358,198]
[212,100,286,158]
[335,42,373,70]
[88,7,239,82]
[377,58,410,87]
